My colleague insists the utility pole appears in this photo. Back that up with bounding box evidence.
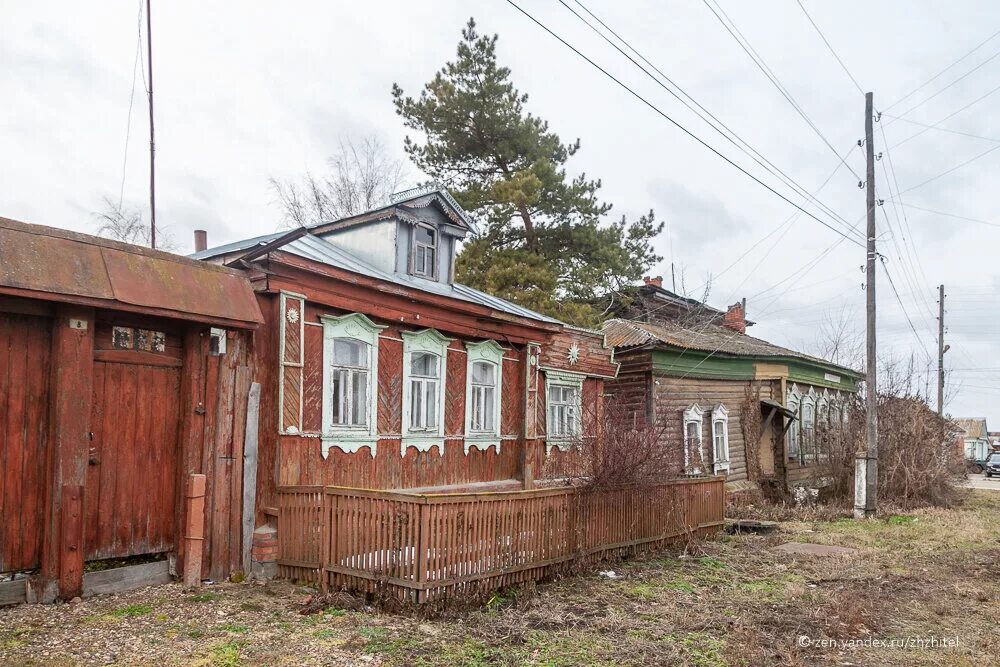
[937,284,947,415]
[147,0,156,250]
[856,92,878,519]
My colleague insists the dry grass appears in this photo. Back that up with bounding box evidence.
[1,490,998,666]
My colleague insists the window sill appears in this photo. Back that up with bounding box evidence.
[465,436,501,455]
[713,462,731,474]
[401,435,444,457]
[546,438,581,455]
[321,434,378,458]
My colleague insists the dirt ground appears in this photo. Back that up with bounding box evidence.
[2,489,998,667]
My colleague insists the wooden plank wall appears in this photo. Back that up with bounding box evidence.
[0,313,52,573]
[651,374,775,481]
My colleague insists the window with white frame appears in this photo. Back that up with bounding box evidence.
[711,404,730,473]
[800,400,816,463]
[786,388,800,462]
[465,340,504,452]
[412,225,437,278]
[320,313,385,457]
[402,329,451,454]
[683,405,706,473]
[545,371,583,451]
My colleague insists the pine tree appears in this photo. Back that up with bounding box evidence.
[392,18,662,326]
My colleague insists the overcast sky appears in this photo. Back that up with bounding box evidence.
[3,1,999,423]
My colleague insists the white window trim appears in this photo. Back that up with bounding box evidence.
[799,388,818,465]
[545,370,584,454]
[402,328,452,456]
[711,404,730,474]
[411,224,438,279]
[785,385,801,463]
[683,404,706,474]
[320,313,385,458]
[464,340,504,454]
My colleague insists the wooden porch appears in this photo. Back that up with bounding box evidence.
[276,476,724,603]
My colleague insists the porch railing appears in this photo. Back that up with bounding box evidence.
[276,477,724,602]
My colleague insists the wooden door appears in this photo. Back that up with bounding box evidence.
[85,356,182,561]
[0,313,52,573]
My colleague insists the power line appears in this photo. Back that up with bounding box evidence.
[879,258,934,362]
[562,0,864,242]
[887,45,1000,121]
[503,0,866,248]
[880,115,1000,143]
[884,28,1000,111]
[892,202,1000,229]
[701,0,862,181]
[118,0,145,210]
[896,143,1000,196]
[796,0,865,96]
[886,81,1000,150]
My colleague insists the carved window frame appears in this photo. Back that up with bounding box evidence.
[545,370,584,454]
[402,328,452,456]
[464,340,504,454]
[683,404,706,474]
[320,313,385,458]
[711,404,730,474]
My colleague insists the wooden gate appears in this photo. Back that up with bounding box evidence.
[85,327,183,561]
[0,313,52,573]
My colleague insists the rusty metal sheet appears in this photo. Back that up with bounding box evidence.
[0,217,263,328]
[102,247,262,327]
[0,224,115,299]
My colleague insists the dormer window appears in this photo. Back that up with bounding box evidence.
[412,225,437,278]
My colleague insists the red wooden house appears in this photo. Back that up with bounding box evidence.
[192,188,632,579]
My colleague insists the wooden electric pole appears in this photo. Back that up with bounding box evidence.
[937,284,946,415]
[856,92,878,519]
[147,0,156,250]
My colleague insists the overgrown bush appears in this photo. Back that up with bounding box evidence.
[815,394,965,509]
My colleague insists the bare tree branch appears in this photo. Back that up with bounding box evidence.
[270,135,408,228]
[92,196,177,251]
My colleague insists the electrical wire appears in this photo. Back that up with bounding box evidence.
[892,202,1000,229]
[886,81,1000,150]
[896,143,1000,196]
[563,0,864,242]
[887,46,1000,121]
[795,0,865,96]
[503,0,866,248]
[118,0,145,210]
[701,0,862,181]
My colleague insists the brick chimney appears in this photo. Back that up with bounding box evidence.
[643,276,663,288]
[194,230,208,253]
[723,300,747,334]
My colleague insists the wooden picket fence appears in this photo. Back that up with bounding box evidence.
[276,477,724,602]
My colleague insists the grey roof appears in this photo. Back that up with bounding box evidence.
[265,233,563,325]
[603,318,862,377]
[955,418,989,439]
[189,230,285,260]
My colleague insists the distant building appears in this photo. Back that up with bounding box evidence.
[955,418,991,460]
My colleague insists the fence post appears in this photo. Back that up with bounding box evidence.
[183,474,207,589]
[416,501,430,603]
[320,489,331,594]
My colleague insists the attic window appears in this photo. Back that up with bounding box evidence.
[412,225,437,278]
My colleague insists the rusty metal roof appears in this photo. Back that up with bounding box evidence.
[603,318,861,376]
[0,217,263,328]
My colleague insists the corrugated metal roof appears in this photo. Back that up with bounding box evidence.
[954,418,989,439]
[0,217,263,328]
[279,234,562,324]
[189,230,286,260]
[603,318,860,375]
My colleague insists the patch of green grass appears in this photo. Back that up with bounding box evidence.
[358,626,415,657]
[208,639,244,667]
[660,580,696,593]
[624,583,658,600]
[301,608,347,625]
[219,623,249,634]
[697,557,727,569]
[108,603,153,618]
[187,592,224,603]
[680,632,726,667]
[886,515,916,525]
[0,628,30,650]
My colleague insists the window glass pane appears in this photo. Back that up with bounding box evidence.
[425,380,437,427]
[332,369,344,423]
[415,226,435,245]
[425,247,435,274]
[411,380,422,429]
[483,387,495,431]
[352,371,367,425]
[411,351,439,377]
[472,361,495,385]
[333,338,367,367]
[415,246,426,273]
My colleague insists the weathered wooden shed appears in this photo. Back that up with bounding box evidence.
[0,218,263,603]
